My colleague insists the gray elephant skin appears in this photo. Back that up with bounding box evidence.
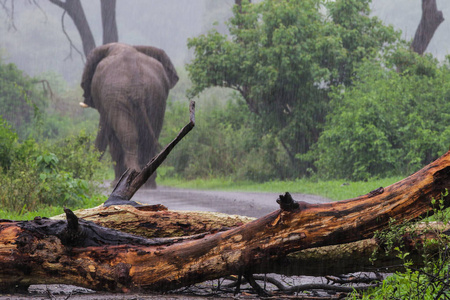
[80,43,179,188]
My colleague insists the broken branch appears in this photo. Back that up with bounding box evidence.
[106,100,195,206]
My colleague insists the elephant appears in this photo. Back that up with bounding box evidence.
[80,43,179,188]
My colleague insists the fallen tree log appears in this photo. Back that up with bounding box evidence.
[279,221,450,276]
[50,204,450,277]
[1,148,449,292]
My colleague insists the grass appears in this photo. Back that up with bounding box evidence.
[157,175,404,201]
[0,206,62,220]
[0,194,107,221]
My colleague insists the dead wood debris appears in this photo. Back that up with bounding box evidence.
[168,273,383,299]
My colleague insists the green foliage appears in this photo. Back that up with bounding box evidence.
[31,71,100,141]
[0,119,106,213]
[0,118,18,170]
[159,174,401,202]
[311,51,450,180]
[352,191,450,299]
[186,0,399,176]
[161,98,252,179]
[161,98,292,182]
[0,57,98,143]
[358,262,450,299]
[0,59,47,140]
[49,130,105,179]
[429,190,450,222]
[0,58,107,217]
[370,218,417,264]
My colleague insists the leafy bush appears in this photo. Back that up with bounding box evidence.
[0,118,17,170]
[310,51,450,180]
[29,71,100,141]
[0,119,106,213]
[161,98,250,179]
[0,59,47,140]
[0,59,107,215]
[160,97,293,182]
[351,192,450,299]
[49,130,106,180]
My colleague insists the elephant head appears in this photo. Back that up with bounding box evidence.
[80,43,179,188]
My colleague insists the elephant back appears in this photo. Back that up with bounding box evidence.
[133,45,179,89]
[81,43,179,109]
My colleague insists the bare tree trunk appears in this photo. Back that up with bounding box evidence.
[49,0,119,57]
[49,0,96,56]
[411,0,444,55]
[101,0,118,44]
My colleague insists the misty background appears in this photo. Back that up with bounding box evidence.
[1,0,450,184]
[1,0,450,86]
[1,0,232,84]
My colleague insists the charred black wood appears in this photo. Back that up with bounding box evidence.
[276,192,299,211]
[367,187,384,198]
[276,192,311,211]
[18,210,189,248]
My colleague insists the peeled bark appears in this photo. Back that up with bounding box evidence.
[0,149,449,292]
[51,205,255,238]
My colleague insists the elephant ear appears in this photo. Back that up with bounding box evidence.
[134,46,179,89]
[80,44,113,108]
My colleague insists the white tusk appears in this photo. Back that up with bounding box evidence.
[79,102,89,108]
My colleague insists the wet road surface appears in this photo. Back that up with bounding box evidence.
[131,186,332,218]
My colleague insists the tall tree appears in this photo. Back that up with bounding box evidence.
[186,0,399,176]
[47,0,118,57]
[100,0,118,45]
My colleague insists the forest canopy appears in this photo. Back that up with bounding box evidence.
[312,50,450,180]
[186,0,450,180]
[1,0,449,185]
[186,0,400,177]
